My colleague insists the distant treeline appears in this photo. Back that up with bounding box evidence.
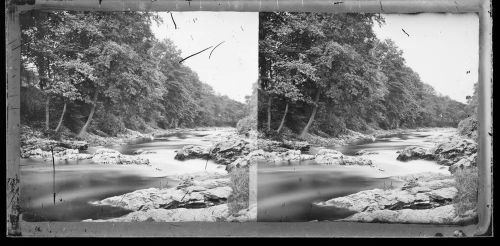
[258,13,474,138]
[20,11,246,137]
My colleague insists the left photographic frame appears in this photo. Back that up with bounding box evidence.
[9,7,258,228]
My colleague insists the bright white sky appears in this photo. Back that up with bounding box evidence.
[150,12,478,104]
[373,13,479,103]
[151,12,258,103]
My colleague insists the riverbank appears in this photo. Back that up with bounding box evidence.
[20,125,236,162]
[256,127,478,224]
[314,130,479,225]
[84,171,256,222]
[20,124,256,222]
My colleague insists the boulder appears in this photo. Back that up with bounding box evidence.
[433,137,477,166]
[21,147,93,160]
[282,140,311,151]
[314,149,344,165]
[210,138,250,164]
[355,150,378,156]
[396,136,478,170]
[85,204,229,222]
[54,149,93,160]
[92,148,150,165]
[342,156,373,166]
[174,145,211,160]
[339,205,457,224]
[258,139,311,152]
[396,146,434,161]
[449,153,477,173]
[315,174,456,214]
[258,140,290,153]
[58,140,89,150]
[132,149,156,155]
[314,149,372,166]
[428,187,458,202]
[90,176,231,211]
[20,148,52,159]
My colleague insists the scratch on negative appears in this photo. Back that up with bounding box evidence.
[209,42,225,59]
[179,46,213,63]
[170,12,177,29]
[379,1,385,12]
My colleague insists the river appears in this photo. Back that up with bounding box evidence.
[257,128,456,222]
[20,128,231,222]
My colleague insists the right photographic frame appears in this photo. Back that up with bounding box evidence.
[256,11,485,227]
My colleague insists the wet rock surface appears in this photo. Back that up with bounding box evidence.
[355,150,378,156]
[433,137,478,166]
[396,135,478,172]
[86,172,249,222]
[174,145,211,161]
[90,173,231,211]
[314,149,373,166]
[315,172,476,224]
[85,204,230,222]
[92,149,150,165]
[174,135,255,166]
[396,146,435,161]
[339,205,457,224]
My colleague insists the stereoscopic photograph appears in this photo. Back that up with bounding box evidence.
[18,11,257,223]
[256,12,480,224]
[6,0,492,238]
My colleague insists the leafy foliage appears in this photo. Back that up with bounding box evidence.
[20,11,246,136]
[258,13,469,137]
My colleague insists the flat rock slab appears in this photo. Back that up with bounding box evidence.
[315,173,456,213]
[90,176,232,211]
[339,205,457,224]
[85,204,229,222]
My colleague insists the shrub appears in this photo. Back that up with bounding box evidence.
[94,113,126,137]
[20,86,46,124]
[458,116,479,140]
[124,115,149,132]
[236,115,256,135]
[227,167,249,216]
[453,167,479,215]
[316,117,347,137]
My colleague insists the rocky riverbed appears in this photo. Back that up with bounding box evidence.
[396,134,478,173]
[311,131,479,224]
[20,125,256,222]
[175,137,377,171]
[316,172,476,224]
[85,172,256,222]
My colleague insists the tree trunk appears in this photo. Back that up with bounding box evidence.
[78,91,98,138]
[267,96,272,132]
[300,90,321,138]
[277,102,289,134]
[45,96,50,131]
[55,102,67,132]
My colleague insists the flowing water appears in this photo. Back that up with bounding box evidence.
[20,129,230,222]
[257,128,456,222]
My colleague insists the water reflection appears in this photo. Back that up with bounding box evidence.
[257,128,455,222]
[20,129,229,222]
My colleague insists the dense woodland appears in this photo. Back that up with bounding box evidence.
[20,11,247,138]
[258,13,474,138]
